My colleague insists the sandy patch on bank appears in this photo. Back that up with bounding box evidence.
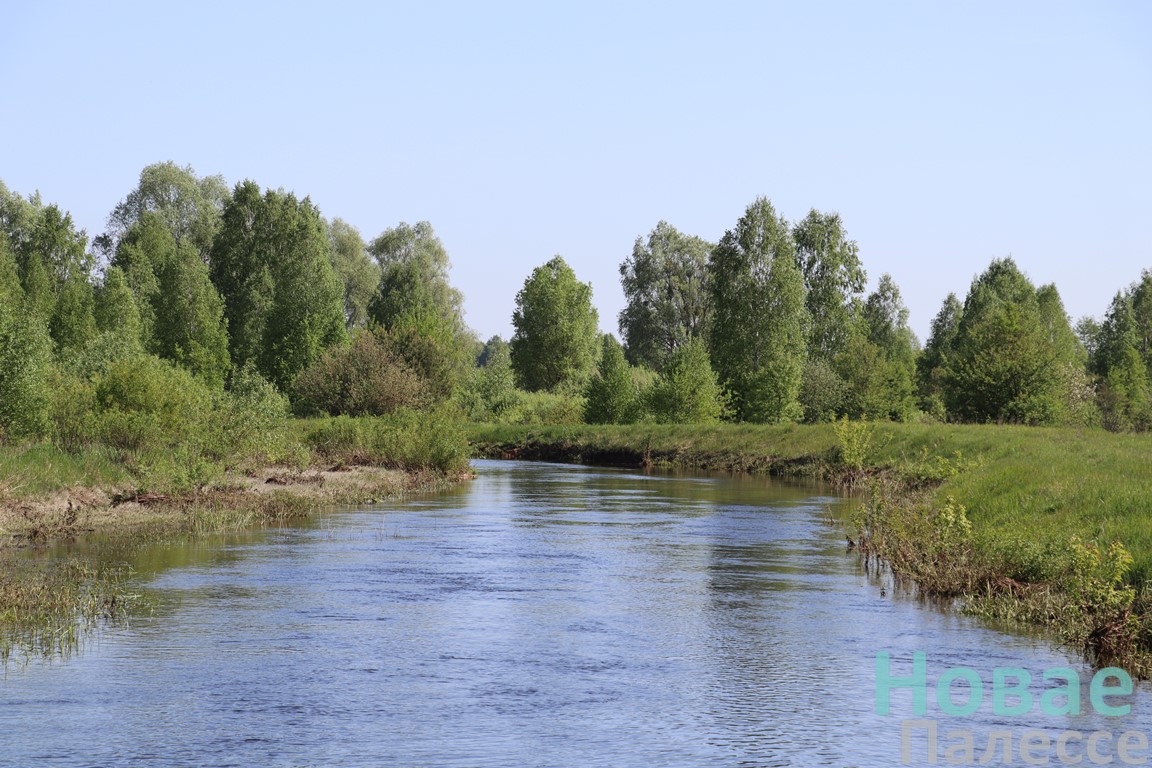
[0,465,454,545]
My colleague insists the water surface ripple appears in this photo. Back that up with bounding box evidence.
[2,460,1147,766]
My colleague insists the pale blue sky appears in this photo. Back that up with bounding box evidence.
[2,1,1148,342]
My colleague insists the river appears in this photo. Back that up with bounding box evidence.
[2,460,1149,766]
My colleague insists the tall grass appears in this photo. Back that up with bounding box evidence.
[300,407,470,474]
[0,443,128,496]
[0,555,135,665]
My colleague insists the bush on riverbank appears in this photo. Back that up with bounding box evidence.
[302,407,470,474]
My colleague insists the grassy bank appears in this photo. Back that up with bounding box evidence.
[468,421,1152,674]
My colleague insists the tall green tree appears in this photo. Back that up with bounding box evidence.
[0,233,51,440]
[1095,290,1143,377]
[510,256,600,392]
[1091,290,1151,430]
[459,338,519,422]
[917,293,963,417]
[1128,270,1152,363]
[837,274,917,420]
[94,266,141,342]
[0,236,22,307]
[210,182,346,390]
[367,221,472,399]
[1036,284,1083,363]
[0,306,51,441]
[707,197,807,422]
[104,161,229,263]
[1075,315,1103,363]
[793,209,866,360]
[584,335,638,424]
[327,218,379,331]
[50,274,98,354]
[153,241,231,388]
[0,183,96,349]
[944,258,1077,424]
[207,181,271,370]
[477,335,509,367]
[367,221,465,334]
[109,212,163,344]
[114,213,230,386]
[617,221,712,370]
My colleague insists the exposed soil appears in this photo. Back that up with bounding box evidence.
[0,465,467,546]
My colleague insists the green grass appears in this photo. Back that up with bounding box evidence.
[0,442,129,497]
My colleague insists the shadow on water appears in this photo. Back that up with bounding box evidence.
[1,459,1149,767]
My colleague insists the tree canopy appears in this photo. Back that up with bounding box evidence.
[618,221,712,371]
[793,209,866,361]
[943,258,1080,424]
[584,334,638,424]
[104,161,229,263]
[510,256,600,393]
[209,182,346,390]
[707,197,807,422]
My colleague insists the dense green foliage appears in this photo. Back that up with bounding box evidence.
[326,218,378,331]
[939,258,1083,425]
[0,168,473,492]
[793,209,866,361]
[303,407,469,474]
[583,335,639,424]
[2,165,1151,470]
[510,256,600,393]
[708,198,807,422]
[0,304,52,441]
[457,338,519,422]
[114,212,231,386]
[644,338,726,423]
[618,222,712,371]
[103,161,228,264]
[293,331,430,417]
[210,182,347,390]
[839,273,918,421]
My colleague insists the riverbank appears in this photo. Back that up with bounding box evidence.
[0,413,473,659]
[0,461,463,545]
[468,422,1152,675]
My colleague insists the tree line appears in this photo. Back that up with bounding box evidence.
[491,197,1143,431]
[0,163,1146,446]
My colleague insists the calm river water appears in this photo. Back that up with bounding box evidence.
[2,460,1149,767]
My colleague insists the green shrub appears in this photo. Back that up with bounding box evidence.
[94,356,212,453]
[645,339,726,424]
[507,390,585,425]
[204,364,293,467]
[47,370,98,453]
[584,336,639,424]
[293,331,430,417]
[456,343,520,422]
[59,330,144,383]
[798,358,847,423]
[305,408,469,473]
[832,415,874,470]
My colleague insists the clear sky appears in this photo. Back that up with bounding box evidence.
[2,1,1148,343]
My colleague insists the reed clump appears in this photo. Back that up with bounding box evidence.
[0,555,135,664]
